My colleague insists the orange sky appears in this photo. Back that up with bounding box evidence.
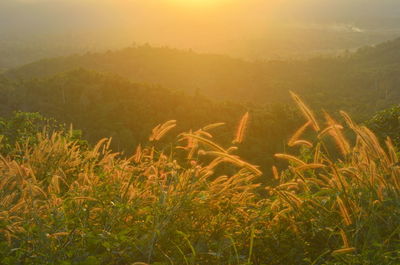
[2,0,400,59]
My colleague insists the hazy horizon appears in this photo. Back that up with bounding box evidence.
[1,0,400,62]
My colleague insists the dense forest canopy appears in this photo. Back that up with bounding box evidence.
[0,69,299,173]
[4,38,400,120]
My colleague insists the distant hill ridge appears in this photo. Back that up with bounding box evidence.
[4,45,290,103]
[4,37,400,119]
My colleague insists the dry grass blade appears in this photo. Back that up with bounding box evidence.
[386,137,398,165]
[318,124,344,138]
[290,140,313,148]
[47,232,70,238]
[276,182,299,190]
[295,163,326,172]
[205,151,262,176]
[132,144,142,163]
[272,166,280,180]
[331,248,356,255]
[91,138,110,156]
[340,229,350,248]
[340,111,356,130]
[336,196,352,226]
[149,120,177,141]
[289,91,320,131]
[181,133,226,153]
[233,112,249,144]
[275,154,306,166]
[202,122,225,131]
[288,121,311,147]
[73,196,98,202]
[322,113,350,156]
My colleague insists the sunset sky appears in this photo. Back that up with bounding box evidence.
[1,0,400,58]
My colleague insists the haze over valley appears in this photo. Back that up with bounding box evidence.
[2,0,400,69]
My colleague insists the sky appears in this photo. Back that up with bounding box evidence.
[1,0,400,58]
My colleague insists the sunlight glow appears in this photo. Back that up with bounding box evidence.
[169,0,232,8]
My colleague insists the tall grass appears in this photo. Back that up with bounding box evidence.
[0,94,399,264]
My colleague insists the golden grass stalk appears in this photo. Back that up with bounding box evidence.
[272,166,280,180]
[73,196,98,202]
[295,163,326,172]
[205,151,262,176]
[313,143,322,164]
[339,229,350,248]
[47,232,70,238]
[289,91,320,131]
[386,137,398,165]
[132,144,142,163]
[290,140,313,148]
[276,182,299,191]
[149,120,177,141]
[277,190,303,208]
[202,122,225,131]
[181,133,226,153]
[336,196,352,226]
[288,121,311,147]
[331,247,356,255]
[340,111,356,130]
[196,130,213,139]
[318,124,343,138]
[322,113,350,156]
[274,154,306,166]
[233,112,249,144]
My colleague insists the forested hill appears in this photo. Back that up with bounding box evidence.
[4,46,291,104]
[0,69,298,171]
[351,37,400,67]
[5,38,400,120]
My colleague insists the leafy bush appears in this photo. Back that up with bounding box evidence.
[0,111,86,155]
[366,105,400,147]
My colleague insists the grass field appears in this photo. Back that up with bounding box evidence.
[0,93,399,264]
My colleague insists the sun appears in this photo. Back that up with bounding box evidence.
[169,0,231,8]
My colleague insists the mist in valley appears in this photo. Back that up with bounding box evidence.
[1,0,400,68]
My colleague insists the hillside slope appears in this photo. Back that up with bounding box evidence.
[5,38,400,119]
[0,69,298,171]
[5,46,297,104]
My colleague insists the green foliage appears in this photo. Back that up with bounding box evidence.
[366,105,400,147]
[0,111,86,155]
[0,98,399,264]
[5,39,400,120]
[0,69,299,174]
[0,124,263,264]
